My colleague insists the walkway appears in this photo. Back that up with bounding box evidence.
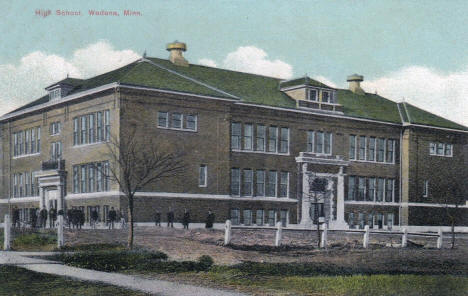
[0,252,247,296]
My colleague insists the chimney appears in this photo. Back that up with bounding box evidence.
[166,41,189,67]
[347,74,365,95]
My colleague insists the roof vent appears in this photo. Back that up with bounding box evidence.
[166,41,189,67]
[347,74,365,95]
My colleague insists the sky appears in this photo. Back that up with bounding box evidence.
[1,0,467,126]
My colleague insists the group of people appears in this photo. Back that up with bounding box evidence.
[89,207,119,229]
[153,209,216,229]
[11,206,58,229]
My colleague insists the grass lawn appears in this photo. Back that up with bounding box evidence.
[0,265,149,296]
[150,271,468,296]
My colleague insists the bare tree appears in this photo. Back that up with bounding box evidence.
[432,169,467,249]
[304,174,328,248]
[102,130,185,249]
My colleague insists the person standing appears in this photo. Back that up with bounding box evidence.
[167,208,174,228]
[31,208,38,228]
[90,208,99,229]
[12,207,20,228]
[49,207,57,228]
[154,210,161,227]
[78,209,85,229]
[108,207,116,229]
[39,207,48,229]
[182,209,190,230]
[205,210,215,229]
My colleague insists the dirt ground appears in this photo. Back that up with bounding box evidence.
[63,226,468,274]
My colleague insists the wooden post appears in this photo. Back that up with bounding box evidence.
[437,229,443,249]
[57,215,64,248]
[401,228,408,248]
[3,214,11,251]
[224,220,232,245]
[275,221,282,247]
[320,223,328,248]
[363,225,370,248]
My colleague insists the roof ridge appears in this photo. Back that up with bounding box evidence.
[402,102,412,124]
[403,101,468,129]
[397,102,409,124]
[141,58,240,99]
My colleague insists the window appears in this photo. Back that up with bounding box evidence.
[279,172,289,198]
[231,168,240,196]
[97,111,103,141]
[437,143,444,155]
[231,122,241,150]
[387,213,394,229]
[386,139,395,163]
[266,171,277,197]
[322,91,330,103]
[36,127,41,153]
[377,138,385,162]
[256,125,266,151]
[96,163,102,192]
[316,131,324,154]
[256,170,265,196]
[348,212,355,228]
[349,135,356,160]
[24,172,30,196]
[50,142,62,160]
[385,179,394,202]
[307,131,314,152]
[81,165,87,193]
[280,210,288,227]
[359,136,366,160]
[430,142,453,157]
[73,118,79,145]
[24,130,29,155]
[80,116,88,145]
[358,213,365,229]
[13,174,18,197]
[49,88,61,100]
[104,110,111,141]
[308,89,317,101]
[445,144,453,156]
[13,133,18,156]
[242,169,253,196]
[18,131,23,156]
[230,209,240,225]
[376,213,384,229]
[367,178,376,201]
[324,132,332,154]
[279,127,289,153]
[429,142,436,155]
[268,210,276,226]
[376,178,384,201]
[256,209,264,226]
[243,124,253,150]
[103,161,110,191]
[186,114,197,131]
[172,113,182,129]
[423,180,429,197]
[347,176,356,200]
[88,114,95,143]
[367,214,374,228]
[199,165,207,187]
[368,137,376,161]
[50,121,61,135]
[73,166,79,193]
[30,128,36,154]
[358,177,366,201]
[243,209,252,226]
[88,165,95,193]
[268,126,278,153]
[19,173,23,197]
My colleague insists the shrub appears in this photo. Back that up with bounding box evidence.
[198,255,214,270]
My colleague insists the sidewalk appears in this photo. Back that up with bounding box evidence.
[0,252,247,296]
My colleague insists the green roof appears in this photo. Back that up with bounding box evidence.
[5,57,467,131]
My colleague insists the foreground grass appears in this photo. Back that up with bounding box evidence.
[0,265,148,296]
[150,271,468,296]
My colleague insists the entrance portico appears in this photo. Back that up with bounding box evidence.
[296,152,349,229]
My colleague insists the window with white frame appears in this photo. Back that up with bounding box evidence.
[73,166,79,193]
[307,131,314,152]
[367,178,376,201]
[368,137,376,161]
[279,172,289,198]
[49,88,61,100]
[308,131,332,155]
[88,114,95,143]
[256,125,266,151]
[268,210,276,226]
[230,168,240,196]
[230,209,240,225]
[385,179,394,202]
[280,210,288,227]
[308,88,318,101]
[347,176,356,200]
[256,209,264,226]
[49,121,61,135]
[358,136,366,160]
[322,91,330,103]
[266,170,277,197]
[423,180,429,197]
[358,177,366,201]
[172,113,182,129]
[186,114,197,131]
[199,165,207,187]
[105,110,111,141]
[430,142,453,157]
[50,142,62,160]
[349,135,356,160]
[377,138,385,162]
[231,122,241,150]
[74,161,110,194]
[242,169,253,196]
[243,124,253,150]
[158,111,168,127]
[376,178,385,201]
[256,170,265,196]
[268,126,278,153]
[243,209,252,226]
[279,127,289,153]
[13,127,40,157]
[386,139,395,163]
[25,130,29,155]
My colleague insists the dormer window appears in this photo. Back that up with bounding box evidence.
[308,89,318,101]
[322,91,330,103]
[49,88,61,100]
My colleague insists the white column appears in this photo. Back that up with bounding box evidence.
[401,228,408,248]
[300,164,312,226]
[363,225,370,248]
[3,214,11,251]
[335,166,347,228]
[275,221,282,247]
[57,184,64,212]
[320,223,328,248]
[45,190,51,228]
[39,187,45,209]
[57,215,64,248]
[437,229,443,249]
[224,220,232,245]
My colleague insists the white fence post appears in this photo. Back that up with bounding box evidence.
[275,222,282,247]
[224,220,232,245]
[57,215,64,248]
[363,225,370,248]
[401,228,408,248]
[437,228,443,249]
[3,214,11,251]
[320,223,328,248]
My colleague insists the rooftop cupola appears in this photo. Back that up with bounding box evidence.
[347,74,365,95]
[166,41,189,67]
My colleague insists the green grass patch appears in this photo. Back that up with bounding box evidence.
[0,265,149,295]
[11,232,56,251]
[59,243,127,252]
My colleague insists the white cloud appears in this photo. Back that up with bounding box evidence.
[312,75,337,88]
[223,46,293,79]
[362,66,468,127]
[0,41,140,115]
[198,58,217,68]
